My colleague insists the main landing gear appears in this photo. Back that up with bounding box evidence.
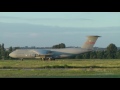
[41,58,55,61]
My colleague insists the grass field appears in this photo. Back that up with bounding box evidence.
[0,59,120,78]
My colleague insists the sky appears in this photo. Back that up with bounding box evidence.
[0,12,120,48]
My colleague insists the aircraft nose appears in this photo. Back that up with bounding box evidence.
[9,52,16,58]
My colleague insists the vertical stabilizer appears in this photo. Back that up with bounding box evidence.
[81,36,100,49]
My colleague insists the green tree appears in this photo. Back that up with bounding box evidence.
[59,43,66,48]
[8,46,13,59]
[83,52,90,59]
[9,46,13,53]
[116,50,120,59]
[4,51,9,59]
[75,54,83,59]
[90,51,95,59]
[97,51,103,59]
[92,51,97,59]
[13,47,20,50]
[1,43,5,60]
[52,43,66,48]
[106,43,117,59]
[102,51,107,59]
[0,44,1,59]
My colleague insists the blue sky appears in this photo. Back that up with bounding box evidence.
[0,12,120,48]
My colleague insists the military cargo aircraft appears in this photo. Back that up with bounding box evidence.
[9,35,100,60]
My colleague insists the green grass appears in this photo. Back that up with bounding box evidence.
[0,59,120,78]
[0,68,120,78]
[1,59,120,69]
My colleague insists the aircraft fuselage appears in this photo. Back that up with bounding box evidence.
[9,48,92,59]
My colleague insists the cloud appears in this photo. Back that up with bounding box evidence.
[0,16,23,20]
[29,33,39,37]
[2,32,27,38]
[0,16,94,28]
[0,16,93,21]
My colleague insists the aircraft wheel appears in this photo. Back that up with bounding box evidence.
[52,58,55,60]
[48,58,52,61]
[21,58,23,61]
[42,58,45,60]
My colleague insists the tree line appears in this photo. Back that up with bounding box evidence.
[70,43,120,59]
[0,44,20,60]
[0,43,120,60]
[52,43,66,48]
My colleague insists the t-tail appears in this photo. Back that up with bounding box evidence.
[81,35,101,50]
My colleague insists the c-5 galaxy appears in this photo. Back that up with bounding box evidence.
[9,35,101,60]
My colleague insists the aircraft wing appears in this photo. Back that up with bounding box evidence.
[35,49,53,55]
